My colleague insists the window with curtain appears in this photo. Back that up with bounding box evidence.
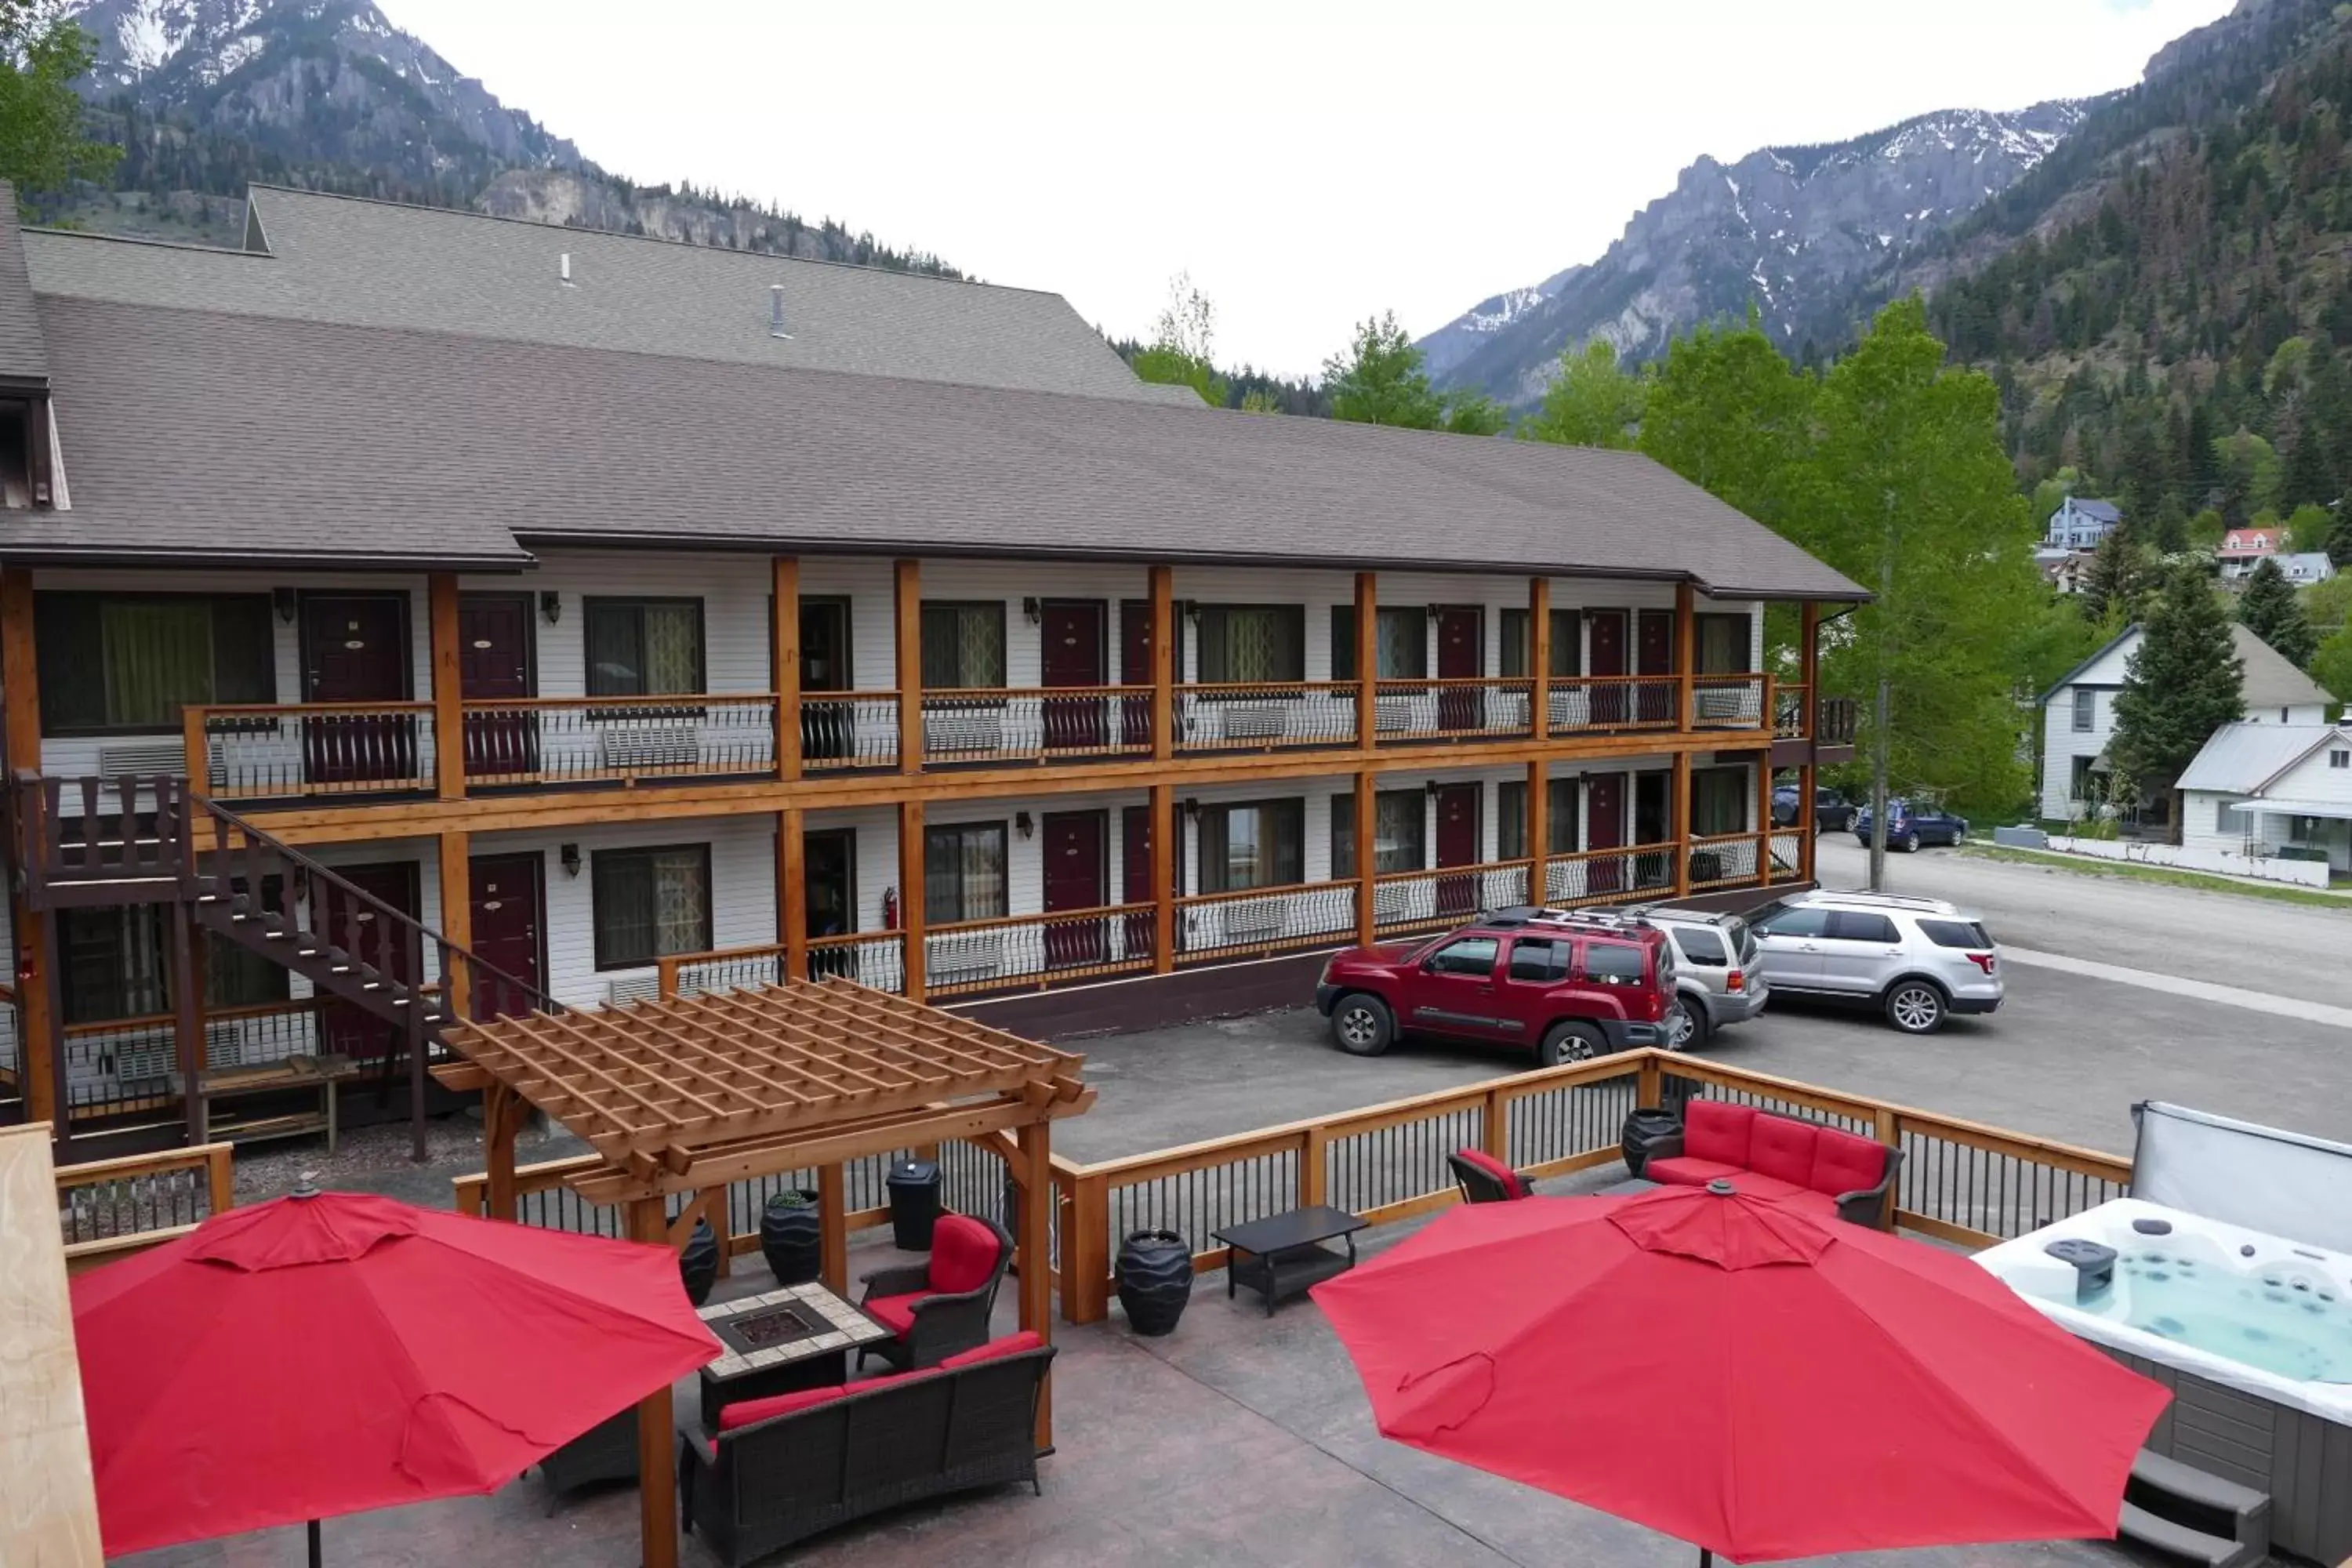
[1200,798,1304,891]
[924,822,1009,923]
[920,603,1007,688]
[1196,605,1304,683]
[1330,789,1425,877]
[1690,767,1749,837]
[1497,779,1582,858]
[1498,608,1581,677]
[583,599,704,696]
[1329,607,1426,680]
[58,898,287,1024]
[592,845,712,968]
[1696,614,1752,674]
[34,593,274,734]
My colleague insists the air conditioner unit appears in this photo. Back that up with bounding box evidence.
[108,1027,177,1087]
[925,709,1006,754]
[1220,702,1290,741]
[1694,687,1752,723]
[606,973,663,1005]
[98,741,184,779]
[927,930,1004,983]
[601,725,700,771]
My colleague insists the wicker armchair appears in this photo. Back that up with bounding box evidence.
[857,1211,1013,1371]
[1447,1148,1533,1203]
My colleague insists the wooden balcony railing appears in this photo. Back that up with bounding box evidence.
[1536,840,1679,906]
[458,694,779,787]
[1773,682,1811,739]
[802,691,902,771]
[923,904,1158,996]
[1371,858,1534,937]
[1539,674,1684,735]
[188,701,435,800]
[1687,831,1765,891]
[55,1140,235,1269]
[1691,673,1768,730]
[1173,681,1358,752]
[1172,880,1358,964]
[658,931,909,998]
[1369,678,1536,743]
[920,688,1155,765]
[1817,695,1860,747]
[58,997,325,1123]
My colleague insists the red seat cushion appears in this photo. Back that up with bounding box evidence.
[928,1214,1003,1295]
[864,1291,925,1335]
[1748,1113,1819,1188]
[717,1383,848,1432]
[1454,1148,1529,1199]
[1682,1101,1755,1167]
[1809,1127,1890,1197]
[1643,1156,1743,1189]
[941,1330,1045,1370]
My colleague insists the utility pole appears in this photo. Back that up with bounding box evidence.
[1867,488,1897,892]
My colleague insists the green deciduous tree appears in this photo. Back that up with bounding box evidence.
[2111,563,2245,841]
[2313,622,2352,708]
[1131,271,1228,408]
[2328,510,2352,568]
[1322,311,1504,434]
[0,1,117,193]
[2236,556,2319,667]
[1519,339,1645,449]
[1638,316,1815,532]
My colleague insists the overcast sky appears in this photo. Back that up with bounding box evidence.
[377,0,2236,380]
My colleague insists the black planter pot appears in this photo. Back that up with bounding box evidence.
[677,1218,719,1307]
[1116,1229,1193,1337]
[1621,1108,1684,1180]
[760,1191,824,1286]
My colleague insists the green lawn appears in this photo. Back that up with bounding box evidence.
[1959,842,2352,909]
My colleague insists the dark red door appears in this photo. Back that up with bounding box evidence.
[1637,609,1675,726]
[314,861,419,1069]
[1436,782,1481,918]
[1587,772,1626,895]
[303,594,415,787]
[1042,810,1107,967]
[459,594,537,779]
[1040,601,1107,753]
[1436,608,1482,732]
[1120,599,1153,749]
[466,853,543,1019]
[1588,612,1628,726]
[1122,804,1155,956]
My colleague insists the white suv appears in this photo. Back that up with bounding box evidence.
[1748,891,2002,1035]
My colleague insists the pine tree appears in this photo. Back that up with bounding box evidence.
[2236,556,2319,667]
[2078,524,2152,625]
[2111,564,2246,842]
[2328,510,2352,569]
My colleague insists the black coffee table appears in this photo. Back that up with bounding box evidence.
[695,1283,893,1429]
[1212,1204,1367,1316]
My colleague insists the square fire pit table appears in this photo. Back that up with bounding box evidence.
[695,1282,893,1430]
[1212,1205,1367,1316]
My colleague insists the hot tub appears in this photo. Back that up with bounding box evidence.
[1977,1198,2352,1562]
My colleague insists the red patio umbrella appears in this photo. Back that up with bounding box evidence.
[1312,1181,2169,1564]
[71,1185,720,1561]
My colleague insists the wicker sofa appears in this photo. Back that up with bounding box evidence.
[1644,1100,1903,1227]
[680,1331,1054,1566]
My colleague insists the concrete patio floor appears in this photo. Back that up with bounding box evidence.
[117,1197,2187,1568]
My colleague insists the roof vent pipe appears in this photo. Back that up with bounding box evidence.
[559,252,573,287]
[769,283,789,339]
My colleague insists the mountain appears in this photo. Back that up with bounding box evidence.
[1424,100,2100,407]
[46,0,957,274]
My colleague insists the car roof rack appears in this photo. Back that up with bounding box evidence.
[1483,905,1649,934]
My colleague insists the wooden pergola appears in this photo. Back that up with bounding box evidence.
[433,978,1093,1568]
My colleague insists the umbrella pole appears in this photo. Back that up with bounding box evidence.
[1697,1552,1711,1567]
[309,1518,322,1568]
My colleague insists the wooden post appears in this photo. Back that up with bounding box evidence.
[898,799,926,1001]
[2,567,56,1132]
[1526,760,1548,904]
[1482,1085,1512,1160]
[1674,581,1697,734]
[170,901,204,1148]
[1299,1127,1328,1210]
[778,807,808,981]
[1353,572,1377,750]
[817,1161,848,1292]
[626,1195,681,1568]
[437,830,471,1021]
[1528,577,1552,742]
[772,556,801,782]
[1637,1051,1663,1111]
[1149,564,1174,763]
[1060,1165,1110,1324]
[429,573,465,800]
[1150,783,1174,973]
[1757,750,1775,887]
[484,1082,519,1223]
[1014,1120,1054,1450]
[1353,767,1376,946]
[895,559,922,776]
[1800,601,1822,736]
[1671,750,1692,898]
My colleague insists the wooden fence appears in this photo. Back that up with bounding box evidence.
[53,1140,235,1271]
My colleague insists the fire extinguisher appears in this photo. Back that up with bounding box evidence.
[881,886,898,931]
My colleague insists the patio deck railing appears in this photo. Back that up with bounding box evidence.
[53,1141,235,1270]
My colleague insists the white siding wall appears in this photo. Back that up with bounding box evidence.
[2040,684,2118,820]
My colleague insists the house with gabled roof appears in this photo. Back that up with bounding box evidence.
[2178,722,2352,873]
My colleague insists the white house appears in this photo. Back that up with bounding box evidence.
[2216,527,2279,581]
[2038,622,2338,820]
[2277,551,2337,586]
[2179,723,2352,874]
[2045,497,2123,551]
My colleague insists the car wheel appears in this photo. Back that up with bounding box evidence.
[1949,822,1967,844]
[1538,1021,1607,1067]
[1329,994,1395,1057]
[1899,831,1920,854]
[1884,979,1947,1035]
[1664,996,1710,1052]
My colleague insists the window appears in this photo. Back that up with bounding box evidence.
[584,598,704,697]
[1582,941,1646,985]
[1496,779,1582,858]
[1330,789,1425,877]
[1328,606,1422,680]
[34,592,274,734]
[2332,750,2350,769]
[1826,911,1900,943]
[1498,608,1581,677]
[591,845,712,969]
[1426,936,1499,977]
[1196,604,1304,683]
[2215,797,2241,834]
[920,601,1007,688]
[1199,798,1304,892]
[2071,688,2095,732]
[1918,917,1994,949]
[1695,614,1751,673]
[59,898,288,1025]
[1673,927,1729,967]
[1754,905,1830,939]
[1507,938,1570,982]
[1690,766,1748,836]
[2070,756,2096,802]
[923,821,1009,924]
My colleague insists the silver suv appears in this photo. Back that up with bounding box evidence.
[1748,891,2002,1035]
[1599,904,1767,1050]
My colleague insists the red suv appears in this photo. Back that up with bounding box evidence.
[1315,907,1675,1065]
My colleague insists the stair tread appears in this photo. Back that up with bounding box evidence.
[2118,1502,2259,1568]
[2131,1450,2270,1519]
